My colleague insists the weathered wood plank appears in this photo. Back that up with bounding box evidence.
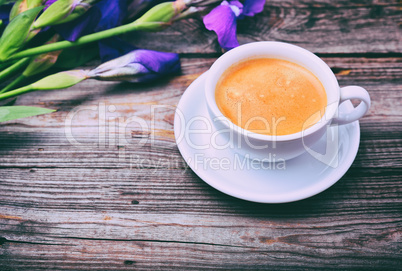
[2,241,398,270]
[0,54,401,269]
[1,210,401,269]
[0,165,401,210]
[0,128,401,169]
[1,1,401,269]
[127,0,401,54]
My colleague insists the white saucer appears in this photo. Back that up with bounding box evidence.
[174,73,360,203]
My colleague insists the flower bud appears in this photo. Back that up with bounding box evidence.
[9,0,25,21]
[133,1,187,31]
[32,0,100,29]
[87,49,180,83]
[126,0,164,21]
[10,0,43,20]
[57,4,87,24]
[31,70,88,90]
[0,5,43,61]
[23,35,62,77]
[32,0,75,29]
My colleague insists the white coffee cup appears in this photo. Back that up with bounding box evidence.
[204,41,371,161]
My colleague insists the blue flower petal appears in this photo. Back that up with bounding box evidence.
[54,7,101,41]
[95,0,128,60]
[98,37,137,62]
[242,0,265,17]
[132,49,181,75]
[203,4,239,50]
[123,63,159,82]
[95,0,127,32]
[89,49,181,83]
[52,0,127,43]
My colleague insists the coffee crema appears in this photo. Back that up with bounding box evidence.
[215,58,327,136]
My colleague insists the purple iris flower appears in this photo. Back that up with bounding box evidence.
[93,0,129,61]
[87,49,181,83]
[53,0,170,62]
[203,0,265,50]
[48,0,116,42]
[43,0,181,81]
[51,0,130,60]
[94,0,127,32]
[53,7,102,41]
[98,37,136,62]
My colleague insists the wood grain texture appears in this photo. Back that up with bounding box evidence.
[0,55,401,269]
[127,0,402,54]
[1,1,402,269]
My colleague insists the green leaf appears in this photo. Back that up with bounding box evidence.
[0,5,44,61]
[0,106,55,122]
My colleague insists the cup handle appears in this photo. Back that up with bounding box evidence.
[331,86,371,125]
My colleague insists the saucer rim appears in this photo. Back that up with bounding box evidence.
[174,72,361,203]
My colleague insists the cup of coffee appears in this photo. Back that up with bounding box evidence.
[204,41,371,161]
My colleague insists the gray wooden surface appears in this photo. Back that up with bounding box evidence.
[1,0,401,270]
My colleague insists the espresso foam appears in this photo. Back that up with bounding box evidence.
[215,58,327,136]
